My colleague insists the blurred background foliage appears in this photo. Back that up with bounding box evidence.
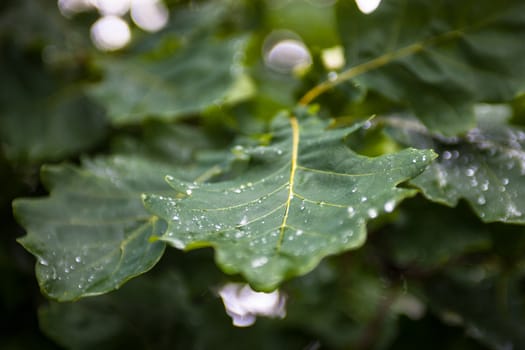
[2,0,525,349]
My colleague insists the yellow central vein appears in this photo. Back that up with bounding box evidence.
[277,116,300,250]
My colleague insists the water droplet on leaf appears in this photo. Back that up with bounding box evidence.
[251,256,269,268]
[384,200,396,213]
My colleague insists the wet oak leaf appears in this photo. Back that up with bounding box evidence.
[388,116,525,224]
[143,112,436,291]
[14,156,174,301]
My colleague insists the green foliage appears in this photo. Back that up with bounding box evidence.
[3,0,525,349]
[336,0,525,135]
[144,112,434,290]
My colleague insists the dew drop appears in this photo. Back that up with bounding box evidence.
[477,196,486,205]
[322,70,336,81]
[367,208,378,219]
[384,200,396,213]
[186,189,193,195]
[465,168,475,177]
[172,215,180,221]
[342,230,354,243]
[347,206,355,218]
[171,239,185,249]
[507,204,523,217]
[502,178,509,185]
[300,200,306,211]
[361,196,368,203]
[234,188,242,194]
[75,256,82,263]
[442,151,452,160]
[39,259,49,266]
[239,216,248,226]
[296,229,303,236]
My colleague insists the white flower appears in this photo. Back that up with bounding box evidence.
[218,283,286,327]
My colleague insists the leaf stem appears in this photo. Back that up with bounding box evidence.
[298,30,463,106]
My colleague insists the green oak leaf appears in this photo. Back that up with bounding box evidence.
[89,36,253,125]
[336,0,525,135]
[14,156,173,301]
[143,111,436,291]
[387,115,525,223]
[14,117,238,301]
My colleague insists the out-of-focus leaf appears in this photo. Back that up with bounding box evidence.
[421,273,525,350]
[110,120,227,164]
[39,271,192,350]
[0,46,107,163]
[381,199,491,269]
[336,0,525,135]
[143,110,435,291]
[0,0,70,47]
[387,115,525,224]
[38,252,401,350]
[90,35,253,124]
[389,314,490,350]
[265,0,339,49]
[38,265,307,350]
[284,255,400,349]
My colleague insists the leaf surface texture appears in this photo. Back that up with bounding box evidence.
[144,112,435,290]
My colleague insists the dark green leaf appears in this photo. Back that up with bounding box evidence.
[0,46,107,163]
[381,199,491,269]
[143,111,435,290]
[89,36,253,125]
[336,0,525,135]
[38,265,306,350]
[387,115,525,223]
[14,156,171,301]
[422,273,525,350]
